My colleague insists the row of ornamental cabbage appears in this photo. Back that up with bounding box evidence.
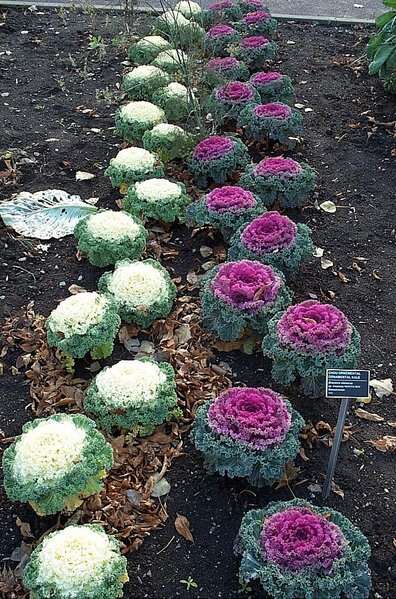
[2,2,371,598]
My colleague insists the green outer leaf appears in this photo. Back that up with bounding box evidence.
[237,103,303,148]
[128,39,172,65]
[233,40,278,68]
[236,499,371,599]
[74,210,148,267]
[0,190,97,240]
[188,136,251,187]
[123,181,192,223]
[204,61,250,87]
[228,222,313,275]
[98,258,176,328]
[114,106,167,142]
[46,295,121,359]
[206,88,261,125]
[84,358,179,433]
[151,86,196,122]
[104,156,165,188]
[121,70,171,101]
[384,0,396,9]
[239,162,317,209]
[200,264,293,341]
[205,30,241,57]
[235,16,278,37]
[186,192,266,241]
[142,126,196,162]
[191,399,304,486]
[249,74,295,106]
[262,314,361,397]
[23,524,128,599]
[2,414,113,515]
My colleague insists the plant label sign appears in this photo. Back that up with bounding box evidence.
[323,369,370,499]
[326,369,370,399]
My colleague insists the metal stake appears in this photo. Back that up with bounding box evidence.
[322,397,350,500]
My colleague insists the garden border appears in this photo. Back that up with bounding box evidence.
[0,1,376,25]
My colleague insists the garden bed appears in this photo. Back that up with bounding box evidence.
[0,6,395,599]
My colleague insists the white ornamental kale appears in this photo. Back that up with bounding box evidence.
[23,524,128,599]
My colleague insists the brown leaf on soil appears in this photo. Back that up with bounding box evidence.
[175,513,194,542]
[355,408,384,422]
[368,436,396,452]
[16,517,33,539]
[275,461,300,490]
[1,299,230,554]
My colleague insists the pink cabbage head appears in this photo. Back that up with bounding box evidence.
[276,300,352,354]
[193,136,235,161]
[254,156,302,178]
[211,260,282,312]
[215,81,256,103]
[241,211,297,253]
[254,102,292,119]
[261,506,345,572]
[206,186,257,213]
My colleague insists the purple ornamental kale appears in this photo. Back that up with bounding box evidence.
[254,102,292,119]
[243,10,271,23]
[276,300,352,355]
[260,506,346,573]
[254,156,303,178]
[241,211,297,253]
[207,56,240,71]
[206,186,257,213]
[241,34,270,48]
[193,136,235,161]
[215,81,256,104]
[250,71,283,85]
[207,23,237,37]
[207,387,292,449]
[211,260,282,312]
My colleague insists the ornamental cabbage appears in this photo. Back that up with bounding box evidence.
[233,35,278,67]
[200,260,292,341]
[238,0,269,15]
[74,209,148,267]
[188,135,250,187]
[128,35,171,65]
[142,123,195,162]
[115,101,167,142]
[202,1,242,27]
[98,258,176,327]
[239,156,317,209]
[204,57,250,87]
[207,81,260,124]
[155,11,205,47]
[205,23,241,56]
[262,300,361,396]
[152,48,190,74]
[236,499,371,599]
[236,10,277,36]
[121,65,170,101]
[174,0,202,19]
[228,210,313,273]
[152,81,197,122]
[186,185,265,240]
[123,178,192,223]
[84,358,180,434]
[238,102,303,148]
[46,291,120,360]
[250,71,295,105]
[105,146,164,189]
[23,524,128,599]
[192,387,304,486]
[3,414,113,515]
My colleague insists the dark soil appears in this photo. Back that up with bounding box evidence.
[1,7,396,599]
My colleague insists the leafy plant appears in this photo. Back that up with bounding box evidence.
[367,0,396,93]
[180,577,198,591]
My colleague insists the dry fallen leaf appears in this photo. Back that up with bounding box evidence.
[75,170,95,181]
[319,200,337,213]
[321,257,334,270]
[175,514,194,542]
[355,408,384,422]
[368,436,396,452]
[370,378,394,399]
